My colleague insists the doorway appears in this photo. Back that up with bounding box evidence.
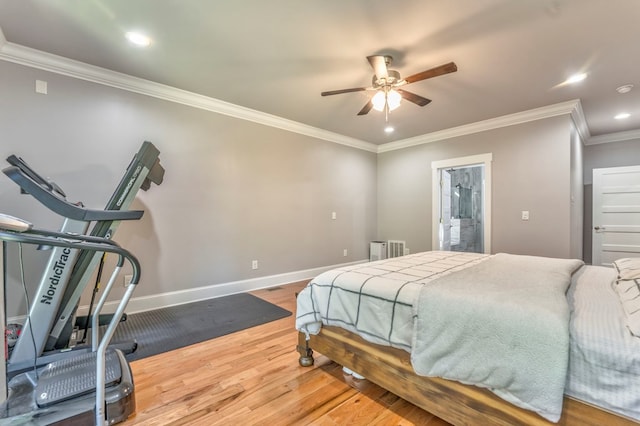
[432,154,492,254]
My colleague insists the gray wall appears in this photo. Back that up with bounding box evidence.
[378,116,577,258]
[583,138,640,184]
[3,50,620,319]
[0,60,377,316]
[582,137,640,263]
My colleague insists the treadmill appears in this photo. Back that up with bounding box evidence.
[0,212,141,425]
[4,141,164,372]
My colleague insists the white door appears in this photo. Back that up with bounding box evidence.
[592,165,640,266]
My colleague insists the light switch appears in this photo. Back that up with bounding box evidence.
[331,211,337,220]
[521,211,530,221]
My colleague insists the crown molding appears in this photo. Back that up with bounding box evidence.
[378,99,585,153]
[0,41,378,153]
[4,37,630,152]
[586,128,640,145]
[568,100,591,143]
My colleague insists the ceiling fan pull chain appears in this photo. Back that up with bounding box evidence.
[385,96,390,122]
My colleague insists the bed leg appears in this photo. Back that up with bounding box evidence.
[296,333,314,367]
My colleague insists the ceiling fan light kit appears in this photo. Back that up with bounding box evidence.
[372,89,402,112]
[321,54,457,119]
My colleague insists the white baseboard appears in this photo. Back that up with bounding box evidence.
[6,260,366,324]
[74,259,366,317]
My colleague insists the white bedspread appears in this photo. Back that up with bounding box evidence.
[411,253,584,422]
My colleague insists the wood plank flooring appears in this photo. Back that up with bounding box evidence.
[122,281,450,425]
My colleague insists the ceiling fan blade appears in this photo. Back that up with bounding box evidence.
[397,89,432,107]
[367,55,389,80]
[357,101,373,116]
[321,87,367,96]
[403,62,458,84]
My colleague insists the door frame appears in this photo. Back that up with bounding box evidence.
[432,153,492,254]
[440,168,452,250]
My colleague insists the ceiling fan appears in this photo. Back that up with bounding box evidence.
[321,55,458,118]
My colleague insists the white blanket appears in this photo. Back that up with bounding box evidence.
[411,253,584,422]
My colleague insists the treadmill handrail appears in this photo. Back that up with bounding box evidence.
[0,228,141,285]
[6,154,67,198]
[2,166,144,222]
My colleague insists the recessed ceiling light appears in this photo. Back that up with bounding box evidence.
[616,84,634,94]
[565,73,587,84]
[125,31,151,47]
[384,126,394,134]
[614,113,631,120]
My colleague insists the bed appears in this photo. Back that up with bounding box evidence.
[295,251,640,425]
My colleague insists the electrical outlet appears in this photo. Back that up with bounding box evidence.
[252,260,258,270]
[521,210,530,221]
[124,274,133,287]
[35,80,48,94]
[343,249,348,257]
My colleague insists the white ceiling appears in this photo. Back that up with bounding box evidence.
[1,0,639,145]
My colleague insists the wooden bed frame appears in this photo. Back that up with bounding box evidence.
[297,326,639,426]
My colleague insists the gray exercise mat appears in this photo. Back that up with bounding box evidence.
[108,292,291,361]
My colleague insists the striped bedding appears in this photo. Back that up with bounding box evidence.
[296,251,640,422]
[566,265,640,421]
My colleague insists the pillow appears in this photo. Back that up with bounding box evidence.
[612,258,640,280]
[612,277,640,337]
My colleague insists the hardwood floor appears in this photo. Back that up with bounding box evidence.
[122,281,450,425]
